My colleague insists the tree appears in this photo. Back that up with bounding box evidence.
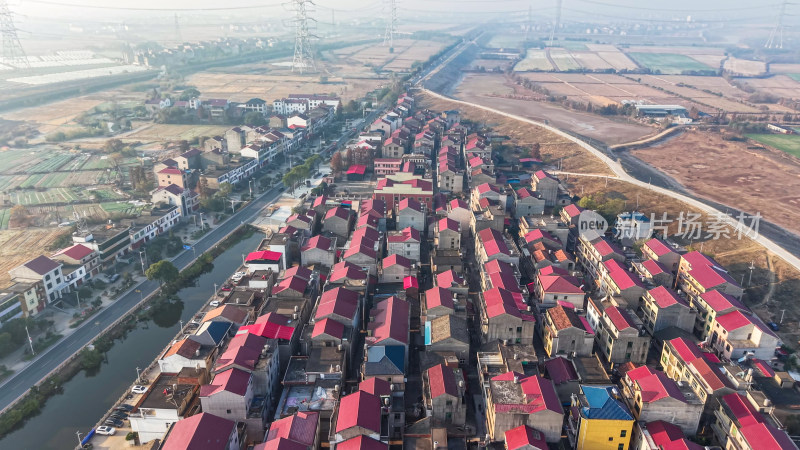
[577,195,598,210]
[330,152,343,175]
[179,87,200,101]
[145,260,179,286]
[243,111,267,127]
[103,139,124,153]
[218,182,233,197]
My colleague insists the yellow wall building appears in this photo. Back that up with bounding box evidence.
[569,385,634,450]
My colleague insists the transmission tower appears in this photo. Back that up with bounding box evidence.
[765,0,789,49]
[384,0,397,52]
[524,4,532,42]
[174,14,182,44]
[0,0,28,69]
[548,0,562,47]
[290,0,316,74]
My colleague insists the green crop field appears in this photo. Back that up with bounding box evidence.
[101,202,145,215]
[514,49,553,71]
[628,53,714,74]
[26,154,75,174]
[746,133,800,158]
[488,34,524,49]
[3,188,83,206]
[0,209,8,230]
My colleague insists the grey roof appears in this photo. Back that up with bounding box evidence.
[364,345,404,375]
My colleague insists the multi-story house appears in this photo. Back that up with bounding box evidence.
[641,238,681,273]
[576,230,626,282]
[660,337,735,411]
[386,227,421,262]
[597,259,646,304]
[161,413,244,450]
[533,272,585,309]
[9,255,68,304]
[484,372,563,442]
[475,228,520,266]
[531,170,559,207]
[621,366,704,436]
[378,254,414,284]
[396,198,425,232]
[712,393,798,450]
[51,243,100,287]
[513,187,545,218]
[447,198,473,237]
[568,385,634,450]
[676,251,744,303]
[710,309,780,360]
[588,298,649,365]
[300,235,336,267]
[478,287,536,344]
[128,205,182,249]
[641,286,695,334]
[434,217,461,250]
[542,305,595,357]
[323,207,352,239]
[200,368,265,442]
[423,364,466,427]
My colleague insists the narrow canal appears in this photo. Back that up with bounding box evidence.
[1,232,264,449]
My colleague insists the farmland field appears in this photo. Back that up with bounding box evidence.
[0,209,9,230]
[0,229,65,285]
[746,134,800,158]
[628,53,714,74]
[487,34,524,49]
[514,50,553,71]
[549,49,581,71]
[123,124,231,142]
[100,201,146,215]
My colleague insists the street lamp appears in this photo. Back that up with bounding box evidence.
[249,179,255,198]
[76,290,82,309]
[213,283,217,297]
[136,367,141,384]
[138,251,146,275]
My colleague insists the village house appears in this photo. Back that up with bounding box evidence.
[642,238,681,273]
[378,253,415,284]
[513,187,545,217]
[587,298,649,365]
[426,314,469,363]
[531,170,559,207]
[475,228,520,266]
[484,372,563,443]
[542,305,595,358]
[151,184,200,218]
[597,259,646,304]
[396,197,425,232]
[9,255,69,304]
[300,235,337,267]
[478,287,536,344]
[712,393,797,450]
[676,251,744,303]
[568,385,634,450]
[533,272,585,309]
[660,337,735,410]
[323,207,352,239]
[641,286,695,334]
[160,413,244,450]
[423,364,466,427]
[387,227,421,262]
[621,366,704,436]
[434,217,461,250]
[447,199,473,237]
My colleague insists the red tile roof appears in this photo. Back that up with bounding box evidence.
[605,306,637,331]
[715,310,758,333]
[642,259,667,276]
[272,276,308,295]
[740,421,796,449]
[282,265,312,281]
[336,436,388,450]
[330,262,368,283]
[203,305,248,324]
[436,269,464,288]
[387,227,420,243]
[312,317,345,340]
[325,206,351,221]
[753,359,776,378]
[56,244,94,261]
[347,164,366,175]
[491,372,562,414]
[317,287,359,322]
[302,235,332,251]
[682,251,740,290]
[505,424,547,450]
[722,393,764,427]
[448,198,469,210]
[647,421,690,448]
[645,238,676,257]
[398,197,423,213]
[427,363,459,398]
[359,377,392,396]
[158,167,183,175]
[534,170,554,181]
[437,217,460,232]
[366,296,410,345]
[161,413,235,450]
[336,391,381,433]
[539,275,584,294]
[343,242,377,260]
[200,368,251,397]
[547,305,586,332]
[561,204,584,218]
[669,337,704,363]
[627,367,687,403]
[699,290,745,313]
[648,286,688,308]
[490,270,521,293]
[484,259,514,275]
[256,437,307,450]
[478,228,510,257]
[383,253,412,269]
[483,287,521,319]
[22,255,60,275]
[239,313,295,340]
[425,287,454,311]
[544,357,579,385]
[246,250,282,262]
[164,338,202,359]
[603,259,645,290]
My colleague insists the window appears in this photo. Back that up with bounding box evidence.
[226,409,232,414]
[618,445,624,450]
[620,430,627,438]
[609,437,613,441]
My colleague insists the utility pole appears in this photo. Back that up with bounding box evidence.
[139,251,147,275]
[289,0,317,74]
[765,0,789,49]
[780,309,786,324]
[548,0,563,47]
[384,0,397,52]
[0,0,29,69]
[747,261,755,287]
[524,3,532,43]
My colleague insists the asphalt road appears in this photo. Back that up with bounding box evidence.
[0,182,286,412]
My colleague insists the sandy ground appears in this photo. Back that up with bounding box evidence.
[418,92,614,175]
[0,229,65,286]
[633,130,800,237]
[452,73,654,145]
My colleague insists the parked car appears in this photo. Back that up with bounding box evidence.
[767,321,780,332]
[131,385,148,394]
[220,284,233,292]
[95,426,116,436]
[209,300,220,307]
[110,412,128,419]
[108,274,120,283]
[104,419,124,427]
[114,404,133,412]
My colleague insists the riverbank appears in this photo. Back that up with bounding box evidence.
[0,225,255,440]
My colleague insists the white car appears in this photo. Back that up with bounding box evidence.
[96,426,116,436]
[131,385,148,394]
[209,300,220,307]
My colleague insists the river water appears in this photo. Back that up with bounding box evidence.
[0,232,263,450]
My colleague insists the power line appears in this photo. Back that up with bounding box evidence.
[549,0,562,46]
[0,0,28,69]
[571,0,782,13]
[766,1,790,49]
[22,0,284,11]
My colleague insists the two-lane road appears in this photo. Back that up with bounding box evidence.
[0,182,286,413]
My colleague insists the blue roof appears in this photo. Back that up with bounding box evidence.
[424,321,431,345]
[366,345,405,373]
[203,321,232,345]
[580,386,633,421]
